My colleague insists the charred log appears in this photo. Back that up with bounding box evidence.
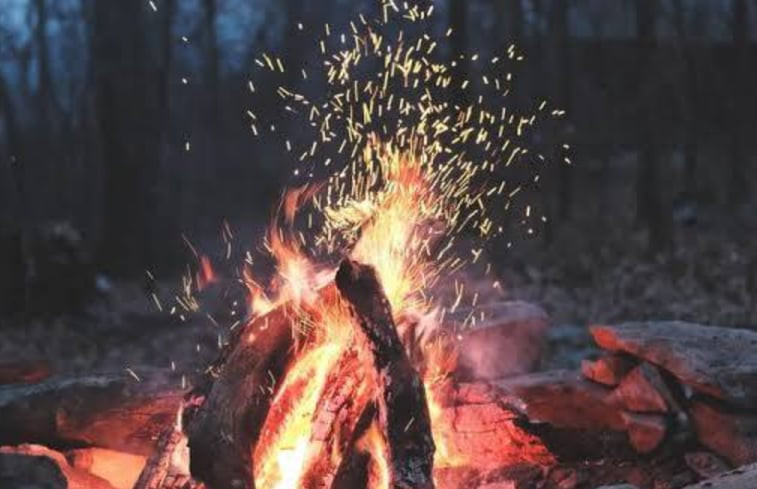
[335,259,436,489]
[184,301,299,489]
[0,369,185,455]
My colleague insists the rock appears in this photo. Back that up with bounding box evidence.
[591,322,757,408]
[66,448,146,489]
[434,382,555,469]
[611,363,678,413]
[495,370,625,431]
[453,301,550,379]
[621,411,667,453]
[690,400,757,466]
[581,354,637,387]
[0,444,116,489]
[593,485,639,489]
[477,463,545,489]
[684,452,730,480]
[681,462,757,489]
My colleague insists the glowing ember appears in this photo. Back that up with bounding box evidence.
[216,1,565,487]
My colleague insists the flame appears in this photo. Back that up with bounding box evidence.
[236,1,560,485]
[356,421,391,489]
[196,255,216,291]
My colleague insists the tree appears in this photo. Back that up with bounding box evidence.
[550,0,573,222]
[634,0,672,252]
[728,0,749,207]
[91,1,174,274]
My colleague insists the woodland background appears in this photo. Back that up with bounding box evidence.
[0,0,756,369]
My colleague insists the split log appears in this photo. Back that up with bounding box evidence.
[335,259,436,489]
[184,302,296,489]
[299,352,375,489]
[0,369,185,455]
[134,423,195,489]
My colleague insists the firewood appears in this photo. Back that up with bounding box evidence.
[299,351,375,489]
[335,259,436,489]
[133,421,205,489]
[184,301,300,489]
[0,369,185,455]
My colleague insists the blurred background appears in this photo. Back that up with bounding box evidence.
[0,0,756,373]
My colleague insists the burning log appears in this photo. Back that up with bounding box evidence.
[335,259,436,489]
[0,369,185,455]
[184,304,298,489]
[298,352,375,489]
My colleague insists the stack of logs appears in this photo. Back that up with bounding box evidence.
[0,268,756,489]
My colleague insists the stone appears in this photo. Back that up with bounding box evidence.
[0,444,116,489]
[434,382,555,469]
[684,452,730,480]
[690,400,757,466]
[591,322,757,408]
[453,301,550,380]
[681,462,757,489]
[495,370,625,431]
[621,411,667,453]
[611,363,678,413]
[66,448,146,489]
[581,354,637,387]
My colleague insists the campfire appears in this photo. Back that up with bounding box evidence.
[2,3,756,489]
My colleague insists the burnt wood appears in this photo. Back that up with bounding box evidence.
[0,369,185,455]
[335,259,436,489]
[184,303,298,489]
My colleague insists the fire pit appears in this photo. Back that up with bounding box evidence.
[1,3,756,489]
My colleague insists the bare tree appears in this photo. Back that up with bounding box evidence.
[728,0,749,207]
[551,0,573,222]
[92,1,174,274]
[634,0,672,252]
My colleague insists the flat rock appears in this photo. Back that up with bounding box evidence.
[495,370,625,431]
[591,322,757,408]
[621,411,667,453]
[681,462,757,489]
[454,301,550,379]
[0,444,116,489]
[684,451,730,480]
[611,363,677,413]
[434,382,555,469]
[581,354,637,387]
[690,400,757,466]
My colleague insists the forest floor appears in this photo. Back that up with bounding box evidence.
[0,214,755,379]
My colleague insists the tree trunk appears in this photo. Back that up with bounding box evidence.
[634,0,672,252]
[728,0,749,208]
[92,1,166,274]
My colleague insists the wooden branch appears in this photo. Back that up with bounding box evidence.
[0,369,185,455]
[335,259,436,489]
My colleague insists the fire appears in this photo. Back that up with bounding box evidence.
[229,1,564,487]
